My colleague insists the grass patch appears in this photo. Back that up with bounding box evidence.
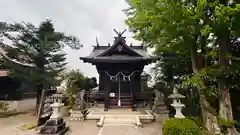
[19,124,36,130]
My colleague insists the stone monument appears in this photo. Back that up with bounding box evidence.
[168,87,185,118]
[152,89,169,122]
[69,90,88,121]
[39,94,69,135]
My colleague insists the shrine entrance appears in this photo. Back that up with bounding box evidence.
[104,71,138,108]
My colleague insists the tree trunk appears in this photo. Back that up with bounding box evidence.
[35,84,43,115]
[218,38,236,135]
[190,46,220,134]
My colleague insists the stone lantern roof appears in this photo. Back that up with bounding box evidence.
[168,87,185,99]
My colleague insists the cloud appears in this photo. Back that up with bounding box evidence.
[0,0,152,79]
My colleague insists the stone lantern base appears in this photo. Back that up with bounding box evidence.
[39,118,69,135]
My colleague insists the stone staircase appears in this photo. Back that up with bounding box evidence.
[108,94,132,108]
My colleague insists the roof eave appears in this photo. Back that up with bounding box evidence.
[79,57,158,64]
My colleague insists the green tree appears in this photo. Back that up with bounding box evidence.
[0,20,82,114]
[66,69,86,94]
[125,0,217,132]
[65,69,98,108]
[125,0,240,134]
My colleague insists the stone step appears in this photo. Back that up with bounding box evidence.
[109,97,131,100]
[103,123,135,126]
[109,99,132,107]
[110,100,132,103]
[110,101,132,104]
[104,118,136,124]
[105,115,135,119]
[110,98,131,100]
[108,106,132,108]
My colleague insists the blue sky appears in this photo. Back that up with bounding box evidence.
[0,0,153,79]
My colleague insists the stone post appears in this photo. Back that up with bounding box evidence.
[39,94,68,135]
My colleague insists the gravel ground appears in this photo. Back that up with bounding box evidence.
[0,114,162,135]
[0,114,100,135]
[0,99,164,135]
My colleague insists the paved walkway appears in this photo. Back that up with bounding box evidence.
[97,124,162,135]
[0,114,163,135]
[98,125,142,135]
[0,101,166,135]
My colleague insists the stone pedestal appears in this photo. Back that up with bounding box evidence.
[39,94,68,135]
[171,103,185,118]
[39,118,69,135]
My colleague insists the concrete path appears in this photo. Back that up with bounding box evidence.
[97,125,142,135]
[97,123,162,135]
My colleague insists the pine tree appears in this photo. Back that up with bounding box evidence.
[0,20,82,113]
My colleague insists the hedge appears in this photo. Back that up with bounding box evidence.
[162,118,203,135]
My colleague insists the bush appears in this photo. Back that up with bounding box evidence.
[187,116,204,127]
[0,101,9,111]
[163,118,203,135]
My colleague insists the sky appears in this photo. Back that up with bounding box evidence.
[0,0,154,80]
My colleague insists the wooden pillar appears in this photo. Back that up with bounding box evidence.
[130,74,136,111]
[104,78,111,111]
[98,73,103,92]
[131,72,141,111]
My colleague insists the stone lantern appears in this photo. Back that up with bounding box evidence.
[39,93,68,135]
[168,87,185,118]
[50,94,64,118]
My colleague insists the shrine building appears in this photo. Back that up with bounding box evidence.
[80,30,159,111]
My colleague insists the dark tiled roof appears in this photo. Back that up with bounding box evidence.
[80,31,159,63]
[89,45,150,58]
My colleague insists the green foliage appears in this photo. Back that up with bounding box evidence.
[187,116,204,128]
[182,67,219,97]
[65,70,98,109]
[218,117,237,134]
[0,20,82,89]
[66,69,97,93]
[65,70,84,109]
[162,118,203,135]
[0,20,82,112]
[66,70,85,93]
[125,0,240,134]
[218,117,237,128]
[0,101,9,111]
[66,92,74,110]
